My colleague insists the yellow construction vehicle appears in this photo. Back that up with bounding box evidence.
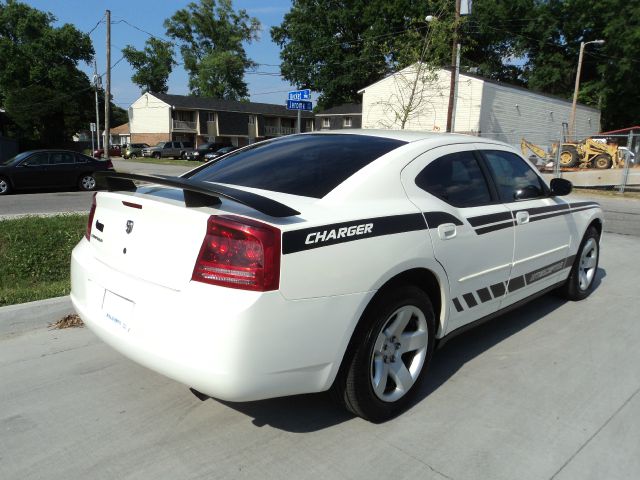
[520,138,625,170]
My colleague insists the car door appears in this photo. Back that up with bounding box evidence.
[12,152,51,188]
[48,151,77,186]
[401,144,515,334]
[479,147,573,307]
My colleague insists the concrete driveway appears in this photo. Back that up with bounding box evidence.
[1,233,638,480]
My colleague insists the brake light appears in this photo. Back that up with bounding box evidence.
[105,160,114,170]
[192,215,281,291]
[85,193,97,240]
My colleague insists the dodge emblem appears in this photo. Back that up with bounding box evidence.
[126,220,134,234]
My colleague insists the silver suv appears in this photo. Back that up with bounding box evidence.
[142,141,194,159]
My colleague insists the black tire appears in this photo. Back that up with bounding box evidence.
[78,174,97,191]
[593,154,612,169]
[154,152,161,159]
[131,153,137,159]
[559,146,579,168]
[331,284,436,422]
[558,226,600,301]
[0,176,11,195]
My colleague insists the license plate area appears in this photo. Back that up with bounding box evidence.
[102,290,135,333]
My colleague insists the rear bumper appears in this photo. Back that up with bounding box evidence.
[71,239,372,401]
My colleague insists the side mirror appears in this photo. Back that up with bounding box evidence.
[550,178,572,196]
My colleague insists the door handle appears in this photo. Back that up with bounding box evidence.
[515,211,529,225]
[438,223,457,240]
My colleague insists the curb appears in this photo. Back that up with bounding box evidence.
[0,296,74,336]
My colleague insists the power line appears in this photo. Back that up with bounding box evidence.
[86,14,105,36]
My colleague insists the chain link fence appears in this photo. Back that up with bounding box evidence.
[473,128,639,192]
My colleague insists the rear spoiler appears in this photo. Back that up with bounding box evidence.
[94,172,300,218]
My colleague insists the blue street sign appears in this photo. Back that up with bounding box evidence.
[286,100,313,111]
[288,89,311,101]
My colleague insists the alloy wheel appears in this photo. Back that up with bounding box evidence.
[370,305,428,402]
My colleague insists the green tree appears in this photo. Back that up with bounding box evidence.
[164,0,260,99]
[514,0,640,129]
[122,38,176,94]
[271,1,455,109]
[0,0,95,147]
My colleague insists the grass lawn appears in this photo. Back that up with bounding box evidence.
[0,214,87,306]
[120,156,201,168]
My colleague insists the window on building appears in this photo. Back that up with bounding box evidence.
[207,112,216,122]
[482,150,546,202]
[344,116,352,127]
[415,151,492,208]
[248,115,256,125]
[322,117,330,128]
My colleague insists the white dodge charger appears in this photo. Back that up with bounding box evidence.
[71,131,603,422]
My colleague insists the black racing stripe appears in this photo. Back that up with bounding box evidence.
[529,210,571,223]
[475,220,515,235]
[423,211,463,227]
[516,204,570,217]
[282,213,425,254]
[452,297,464,312]
[490,282,506,297]
[507,275,525,292]
[569,201,600,209]
[476,287,492,303]
[525,260,566,284]
[463,293,478,308]
[467,211,513,227]
[570,205,601,214]
[563,254,576,268]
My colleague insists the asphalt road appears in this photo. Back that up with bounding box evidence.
[0,159,191,218]
[1,233,639,480]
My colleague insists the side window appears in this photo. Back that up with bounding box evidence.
[75,154,88,164]
[415,151,492,208]
[50,152,74,165]
[483,150,546,202]
[22,153,49,166]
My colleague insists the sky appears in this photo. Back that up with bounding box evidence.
[24,0,307,109]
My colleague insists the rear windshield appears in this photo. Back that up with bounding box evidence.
[186,134,406,198]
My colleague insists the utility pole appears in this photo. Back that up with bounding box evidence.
[446,0,461,133]
[569,39,604,141]
[93,59,101,151]
[104,9,111,160]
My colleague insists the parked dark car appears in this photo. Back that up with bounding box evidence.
[123,143,149,159]
[186,142,230,161]
[0,150,114,195]
[93,145,122,158]
[203,146,239,162]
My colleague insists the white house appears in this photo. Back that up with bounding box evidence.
[358,64,601,147]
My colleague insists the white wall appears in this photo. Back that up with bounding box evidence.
[477,80,601,148]
[360,64,601,149]
[129,93,171,134]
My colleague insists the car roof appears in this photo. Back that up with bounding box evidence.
[21,149,86,154]
[305,129,471,143]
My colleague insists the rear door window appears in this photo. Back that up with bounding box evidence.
[415,151,493,207]
[186,134,406,198]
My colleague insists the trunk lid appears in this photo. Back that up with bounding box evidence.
[89,191,209,291]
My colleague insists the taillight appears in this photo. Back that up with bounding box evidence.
[105,160,114,170]
[85,193,97,240]
[192,215,281,291]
